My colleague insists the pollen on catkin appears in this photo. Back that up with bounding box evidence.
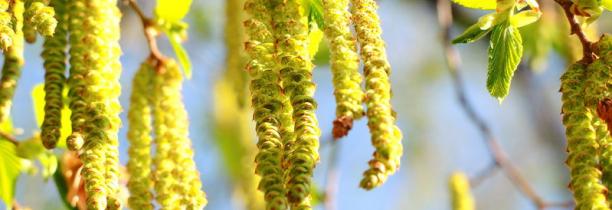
[561,63,608,209]
[449,172,475,210]
[67,0,123,209]
[350,0,403,190]
[24,0,57,38]
[269,0,321,207]
[152,60,207,209]
[40,0,67,149]
[126,61,154,210]
[0,0,15,50]
[244,0,289,209]
[0,0,25,123]
[322,0,364,139]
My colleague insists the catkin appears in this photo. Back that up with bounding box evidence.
[561,63,608,209]
[24,0,57,37]
[67,0,123,209]
[270,0,321,207]
[449,172,475,210]
[244,0,289,209]
[322,0,364,139]
[0,0,14,50]
[152,60,207,209]
[0,0,25,123]
[126,61,154,210]
[350,0,403,190]
[40,0,67,149]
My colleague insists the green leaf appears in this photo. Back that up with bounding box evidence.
[452,13,498,44]
[37,152,57,180]
[169,32,192,79]
[451,0,496,10]
[604,0,612,10]
[0,140,22,208]
[308,26,324,58]
[16,136,45,159]
[487,21,523,102]
[155,0,192,22]
[510,10,541,28]
[303,0,324,29]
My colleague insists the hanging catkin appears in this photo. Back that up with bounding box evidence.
[561,63,608,209]
[23,0,57,42]
[244,0,289,209]
[270,0,321,207]
[322,0,364,139]
[350,0,403,190]
[126,61,154,210]
[0,0,15,50]
[152,60,207,209]
[40,0,67,149]
[66,0,123,209]
[0,0,25,123]
[449,172,475,210]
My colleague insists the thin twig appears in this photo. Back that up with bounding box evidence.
[323,136,341,210]
[553,0,595,63]
[0,131,18,145]
[125,0,167,68]
[436,0,573,209]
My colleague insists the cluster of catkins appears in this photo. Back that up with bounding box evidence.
[243,0,402,209]
[560,33,611,209]
[0,0,56,124]
[126,59,207,210]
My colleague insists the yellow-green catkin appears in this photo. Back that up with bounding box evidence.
[321,0,364,139]
[40,0,67,149]
[67,0,123,209]
[449,172,475,210]
[244,0,289,209]
[220,0,264,208]
[0,0,15,50]
[270,0,321,207]
[24,0,57,39]
[152,60,207,209]
[350,0,403,190]
[126,61,154,210]
[561,63,608,210]
[0,0,25,123]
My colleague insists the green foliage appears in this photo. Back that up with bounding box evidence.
[450,0,496,10]
[451,13,497,44]
[0,140,21,208]
[155,0,192,22]
[486,21,523,102]
[302,0,324,30]
[155,0,193,79]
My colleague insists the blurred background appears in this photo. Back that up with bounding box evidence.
[3,0,612,209]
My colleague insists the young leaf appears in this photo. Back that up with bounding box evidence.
[451,0,496,10]
[308,26,323,58]
[452,13,498,44]
[169,32,192,79]
[303,0,324,29]
[486,21,523,102]
[155,0,192,22]
[0,140,22,208]
[510,10,541,28]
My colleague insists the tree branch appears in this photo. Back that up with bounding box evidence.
[125,0,167,69]
[436,0,573,209]
[553,0,595,63]
[0,131,18,145]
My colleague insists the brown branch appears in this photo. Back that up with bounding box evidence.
[553,0,595,63]
[0,131,18,145]
[323,136,341,210]
[436,0,573,209]
[125,0,167,69]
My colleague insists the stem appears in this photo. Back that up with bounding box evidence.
[0,131,18,145]
[125,0,167,70]
[436,0,574,209]
[553,0,595,63]
[323,137,341,210]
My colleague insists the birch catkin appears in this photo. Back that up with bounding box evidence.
[561,63,608,209]
[350,0,403,190]
[40,0,67,149]
[126,61,154,210]
[0,0,14,50]
[322,0,364,139]
[244,1,289,209]
[449,172,475,210]
[24,0,57,38]
[0,0,25,123]
[270,0,321,207]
